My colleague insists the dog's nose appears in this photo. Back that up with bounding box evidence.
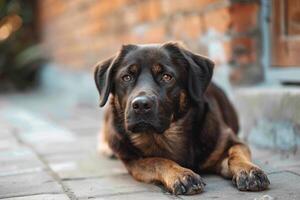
[132,96,153,114]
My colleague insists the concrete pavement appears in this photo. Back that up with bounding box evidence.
[0,92,299,200]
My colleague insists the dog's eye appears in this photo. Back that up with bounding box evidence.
[162,74,172,82]
[122,75,132,82]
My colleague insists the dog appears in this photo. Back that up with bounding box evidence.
[94,42,270,195]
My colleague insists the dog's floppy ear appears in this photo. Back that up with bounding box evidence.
[94,56,115,107]
[163,42,214,103]
[94,44,137,107]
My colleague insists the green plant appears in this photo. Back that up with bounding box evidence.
[0,0,46,91]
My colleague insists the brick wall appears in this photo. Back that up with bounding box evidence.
[38,0,262,85]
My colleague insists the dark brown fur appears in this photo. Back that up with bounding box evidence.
[94,42,270,195]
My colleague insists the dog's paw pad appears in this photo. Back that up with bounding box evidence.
[170,171,205,195]
[233,168,270,191]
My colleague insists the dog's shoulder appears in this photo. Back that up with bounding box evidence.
[206,83,239,134]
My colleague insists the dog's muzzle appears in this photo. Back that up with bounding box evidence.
[126,95,160,133]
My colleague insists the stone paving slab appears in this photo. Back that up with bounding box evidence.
[285,166,300,175]
[92,192,175,200]
[62,164,300,200]
[0,107,77,145]
[2,194,70,200]
[1,93,300,200]
[0,171,64,199]
[0,127,15,139]
[251,147,300,174]
[64,174,162,199]
[46,153,126,180]
[0,147,45,176]
[32,137,97,156]
[0,137,21,151]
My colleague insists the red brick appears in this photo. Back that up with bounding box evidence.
[38,0,260,70]
[231,37,257,65]
[229,3,259,33]
[203,7,231,33]
[88,0,128,18]
[122,7,139,27]
[137,0,162,23]
[171,15,203,40]
[161,0,216,16]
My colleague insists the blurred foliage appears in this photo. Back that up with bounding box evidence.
[0,0,46,91]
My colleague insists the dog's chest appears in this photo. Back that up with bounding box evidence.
[129,123,188,163]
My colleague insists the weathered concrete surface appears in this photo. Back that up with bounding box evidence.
[1,194,70,200]
[0,92,300,200]
[0,147,45,176]
[0,171,64,199]
[234,87,300,151]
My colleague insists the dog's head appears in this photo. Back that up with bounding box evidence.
[94,42,214,134]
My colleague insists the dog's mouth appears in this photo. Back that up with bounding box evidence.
[127,121,162,134]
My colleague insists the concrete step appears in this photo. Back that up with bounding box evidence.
[234,87,300,152]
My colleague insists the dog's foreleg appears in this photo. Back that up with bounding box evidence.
[123,157,205,195]
[218,143,270,191]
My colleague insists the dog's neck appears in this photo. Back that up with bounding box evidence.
[128,108,196,165]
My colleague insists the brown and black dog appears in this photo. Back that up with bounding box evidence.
[94,42,270,195]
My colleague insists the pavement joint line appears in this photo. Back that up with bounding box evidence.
[74,185,183,200]
[41,149,91,157]
[267,170,300,177]
[0,167,46,177]
[0,192,65,200]
[285,170,300,177]
[14,133,78,200]
[164,192,184,200]
[61,173,129,181]
[9,111,79,200]
[77,190,167,200]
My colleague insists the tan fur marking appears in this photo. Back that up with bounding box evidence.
[129,122,186,161]
[98,130,114,157]
[227,144,255,174]
[126,158,181,184]
[129,64,138,74]
[112,94,122,111]
[125,157,203,194]
[179,91,188,112]
[97,100,117,158]
[220,157,231,178]
[152,64,162,74]
[98,107,114,157]
[217,143,259,178]
[129,110,192,162]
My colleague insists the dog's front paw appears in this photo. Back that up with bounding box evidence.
[233,167,270,191]
[97,141,116,158]
[167,170,205,195]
